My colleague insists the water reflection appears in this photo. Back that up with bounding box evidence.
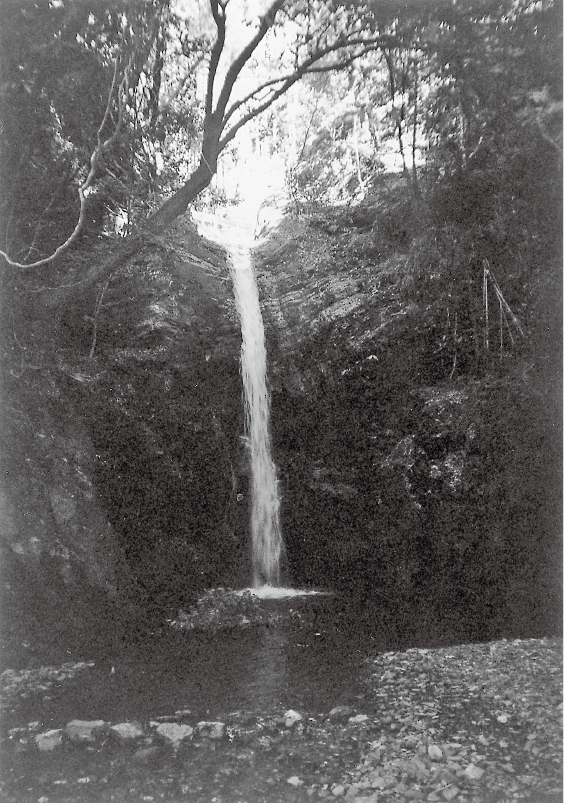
[237,625,288,711]
[9,593,489,732]
[6,597,380,730]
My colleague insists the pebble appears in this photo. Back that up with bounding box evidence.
[328,706,355,721]
[110,722,145,740]
[332,785,346,797]
[428,743,443,760]
[35,729,64,752]
[284,709,303,727]
[463,763,484,780]
[287,776,304,786]
[65,720,107,743]
[154,722,194,746]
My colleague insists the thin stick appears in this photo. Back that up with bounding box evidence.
[483,263,489,351]
[89,273,113,359]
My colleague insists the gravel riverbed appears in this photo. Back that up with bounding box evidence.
[1,637,561,803]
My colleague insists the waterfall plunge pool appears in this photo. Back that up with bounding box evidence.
[2,591,416,733]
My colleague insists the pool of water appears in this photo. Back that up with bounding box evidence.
[5,586,500,736]
[5,593,405,730]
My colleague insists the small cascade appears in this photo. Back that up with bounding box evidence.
[229,244,284,588]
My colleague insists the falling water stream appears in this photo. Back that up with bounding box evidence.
[229,244,284,588]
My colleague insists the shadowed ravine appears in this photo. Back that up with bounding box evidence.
[1,207,561,803]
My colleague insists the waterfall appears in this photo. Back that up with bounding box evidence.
[229,245,284,588]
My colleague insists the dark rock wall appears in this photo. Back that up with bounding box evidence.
[0,364,131,664]
[1,216,251,660]
[255,215,561,639]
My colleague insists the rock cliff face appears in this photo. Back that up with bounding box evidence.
[1,363,129,664]
[253,215,423,604]
[256,216,387,391]
[254,211,560,639]
[77,217,250,610]
[1,216,248,660]
[2,413,120,591]
[2,206,559,658]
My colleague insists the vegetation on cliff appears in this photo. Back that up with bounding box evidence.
[0,0,561,649]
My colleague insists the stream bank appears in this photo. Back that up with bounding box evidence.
[1,634,561,803]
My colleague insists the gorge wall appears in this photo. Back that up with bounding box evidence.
[1,203,560,664]
[254,210,561,641]
[1,216,250,663]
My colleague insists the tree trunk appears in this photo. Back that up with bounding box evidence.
[148,161,216,232]
[45,157,217,310]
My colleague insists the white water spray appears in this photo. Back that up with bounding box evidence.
[229,245,284,588]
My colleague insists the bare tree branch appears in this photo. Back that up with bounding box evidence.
[22,165,78,262]
[219,39,390,150]
[205,0,227,120]
[148,4,399,233]
[222,35,393,133]
[212,0,287,124]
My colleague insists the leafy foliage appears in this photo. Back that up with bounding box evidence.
[0,0,205,260]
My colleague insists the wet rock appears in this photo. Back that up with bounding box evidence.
[154,722,194,746]
[284,709,303,727]
[328,706,355,721]
[109,722,145,740]
[35,729,65,752]
[428,744,443,760]
[65,720,107,743]
[196,721,225,739]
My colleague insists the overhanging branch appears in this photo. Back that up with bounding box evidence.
[212,0,286,123]
[219,35,394,148]
[205,0,227,120]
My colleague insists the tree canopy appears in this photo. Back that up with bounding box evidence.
[0,0,561,350]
